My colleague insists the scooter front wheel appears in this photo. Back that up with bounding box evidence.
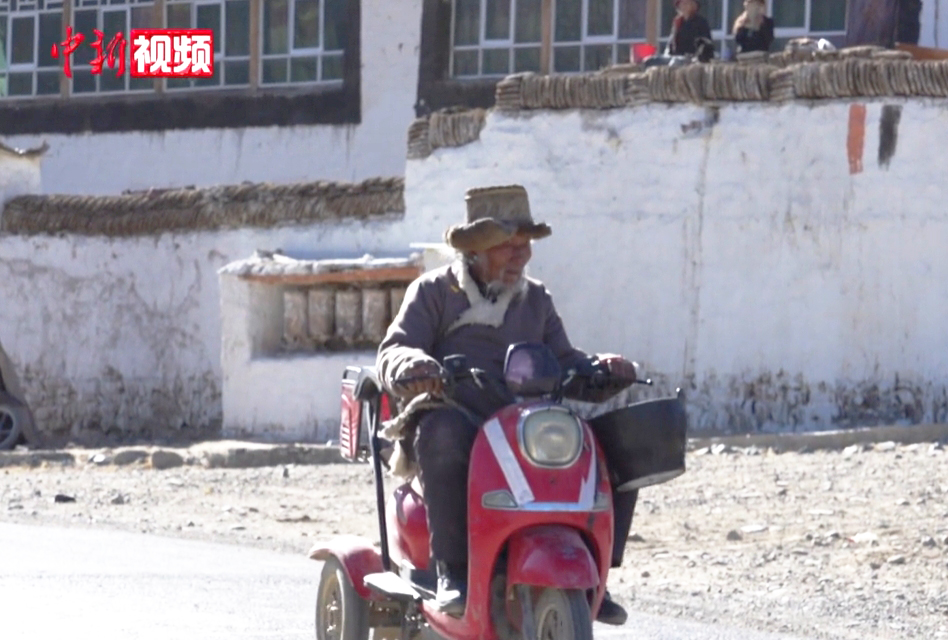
[315,556,370,640]
[530,588,592,640]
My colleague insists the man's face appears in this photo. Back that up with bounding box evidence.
[479,234,533,286]
[675,0,697,15]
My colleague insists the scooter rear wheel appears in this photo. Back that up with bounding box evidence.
[531,589,593,640]
[315,556,370,640]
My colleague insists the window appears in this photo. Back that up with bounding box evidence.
[658,0,847,59]
[0,0,64,97]
[451,0,651,77]
[260,0,346,85]
[165,0,251,88]
[447,0,848,78]
[0,0,347,98]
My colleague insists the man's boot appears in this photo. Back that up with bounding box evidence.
[596,591,628,625]
[434,561,466,616]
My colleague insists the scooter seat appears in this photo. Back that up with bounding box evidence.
[354,367,383,402]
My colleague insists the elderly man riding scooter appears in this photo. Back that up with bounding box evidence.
[377,185,641,625]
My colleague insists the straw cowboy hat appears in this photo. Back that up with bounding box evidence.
[444,185,552,252]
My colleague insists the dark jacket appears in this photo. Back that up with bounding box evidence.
[669,14,713,56]
[735,16,775,53]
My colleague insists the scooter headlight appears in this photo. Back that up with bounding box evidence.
[519,409,583,467]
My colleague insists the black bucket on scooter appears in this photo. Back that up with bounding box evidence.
[587,394,688,492]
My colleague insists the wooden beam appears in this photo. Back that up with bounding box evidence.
[238,266,423,286]
[540,0,553,74]
[646,0,659,46]
[895,42,948,60]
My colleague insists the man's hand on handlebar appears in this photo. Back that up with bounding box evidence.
[595,354,639,383]
[392,360,445,397]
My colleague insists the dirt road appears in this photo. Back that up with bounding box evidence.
[2,440,947,640]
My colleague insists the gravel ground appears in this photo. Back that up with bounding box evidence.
[2,440,947,640]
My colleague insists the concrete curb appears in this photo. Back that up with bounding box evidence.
[1,423,946,470]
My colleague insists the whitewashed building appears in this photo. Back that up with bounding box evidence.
[2,0,946,195]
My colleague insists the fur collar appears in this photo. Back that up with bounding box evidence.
[446,260,528,335]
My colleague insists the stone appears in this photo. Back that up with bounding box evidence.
[307,288,335,343]
[875,441,897,452]
[283,289,309,347]
[887,555,906,565]
[897,499,910,506]
[693,447,710,456]
[852,531,879,544]
[390,286,407,320]
[361,288,389,343]
[921,536,936,548]
[741,524,768,534]
[641,571,650,578]
[150,450,184,470]
[53,494,76,503]
[113,450,148,465]
[111,494,126,505]
[628,532,645,542]
[90,453,110,465]
[334,289,362,343]
[842,444,864,458]
[711,443,731,455]
[727,530,743,541]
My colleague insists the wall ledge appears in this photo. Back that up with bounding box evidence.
[489,46,948,113]
[407,108,487,159]
[1,176,405,237]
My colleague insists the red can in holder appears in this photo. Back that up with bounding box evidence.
[631,42,657,63]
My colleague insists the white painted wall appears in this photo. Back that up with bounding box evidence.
[2,0,421,196]
[0,214,415,442]
[0,148,42,211]
[218,274,379,442]
[404,99,948,433]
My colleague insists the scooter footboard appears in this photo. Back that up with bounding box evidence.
[505,525,600,589]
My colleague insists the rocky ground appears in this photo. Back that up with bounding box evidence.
[2,440,947,640]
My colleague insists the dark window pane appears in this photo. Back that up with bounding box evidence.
[9,72,31,94]
[583,44,612,70]
[74,10,98,65]
[262,56,287,82]
[103,10,127,44]
[36,70,59,93]
[660,0,674,36]
[131,5,153,29]
[225,0,250,56]
[0,19,6,72]
[167,3,191,29]
[727,0,743,32]
[294,0,320,48]
[616,42,631,63]
[555,0,581,41]
[553,45,579,71]
[811,0,846,31]
[38,12,61,67]
[703,0,722,31]
[196,4,222,52]
[323,0,346,50]
[129,75,152,90]
[321,52,342,79]
[772,0,804,28]
[11,16,35,65]
[513,46,539,71]
[73,71,96,92]
[453,0,479,46]
[100,66,124,91]
[587,0,613,36]
[485,0,510,40]
[482,47,508,74]
[224,59,248,83]
[514,0,540,43]
[618,0,647,38]
[452,48,478,75]
[263,0,289,53]
[290,55,317,80]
